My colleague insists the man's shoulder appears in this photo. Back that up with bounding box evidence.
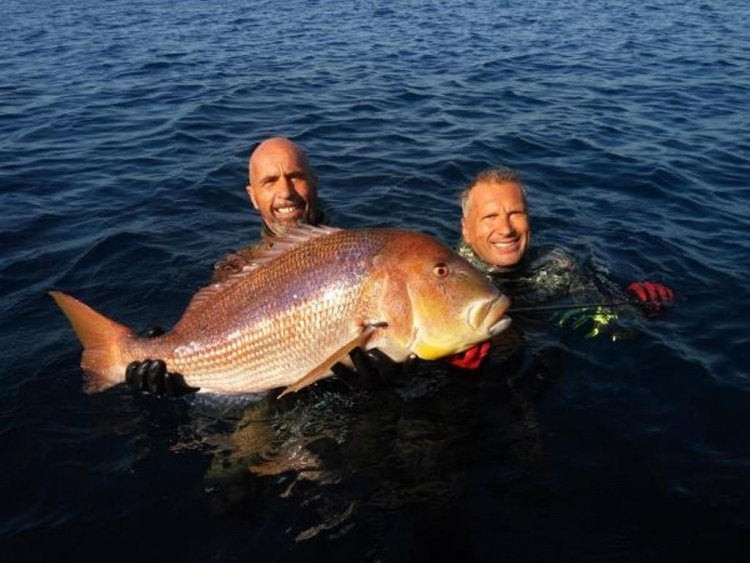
[526,245,577,271]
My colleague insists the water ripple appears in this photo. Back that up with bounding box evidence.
[2,0,750,560]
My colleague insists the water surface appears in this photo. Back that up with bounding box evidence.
[2,1,749,561]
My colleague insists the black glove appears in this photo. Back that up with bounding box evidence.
[125,359,200,396]
[331,347,399,389]
[124,326,200,396]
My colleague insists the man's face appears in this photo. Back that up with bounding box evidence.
[247,142,318,235]
[461,180,531,268]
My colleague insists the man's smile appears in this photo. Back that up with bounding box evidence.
[490,239,520,250]
[274,203,304,218]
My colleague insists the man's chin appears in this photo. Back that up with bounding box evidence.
[269,216,304,234]
[487,249,524,268]
[273,209,304,221]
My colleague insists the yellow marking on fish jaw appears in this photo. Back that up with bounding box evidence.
[406,283,483,360]
[411,340,458,360]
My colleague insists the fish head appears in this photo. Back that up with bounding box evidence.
[371,231,511,361]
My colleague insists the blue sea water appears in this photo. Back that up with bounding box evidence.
[2,0,749,561]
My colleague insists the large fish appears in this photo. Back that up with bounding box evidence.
[51,226,511,396]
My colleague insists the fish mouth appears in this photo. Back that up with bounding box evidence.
[488,316,512,335]
[467,294,510,334]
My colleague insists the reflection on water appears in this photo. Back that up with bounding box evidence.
[4,0,749,558]
[195,327,562,545]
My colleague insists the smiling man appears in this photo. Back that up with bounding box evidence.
[212,137,327,282]
[125,137,394,395]
[459,168,530,270]
[457,168,582,308]
[247,137,321,236]
[456,167,674,343]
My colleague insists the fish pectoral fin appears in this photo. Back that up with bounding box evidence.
[278,326,378,398]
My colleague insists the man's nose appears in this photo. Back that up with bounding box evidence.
[277,175,296,196]
[494,214,514,235]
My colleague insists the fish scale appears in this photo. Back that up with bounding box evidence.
[125,230,384,393]
[51,227,510,395]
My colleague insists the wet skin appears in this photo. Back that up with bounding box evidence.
[461,180,531,268]
[247,138,318,235]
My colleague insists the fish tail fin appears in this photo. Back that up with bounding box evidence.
[49,290,135,392]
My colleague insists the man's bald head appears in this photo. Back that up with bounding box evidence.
[246,137,319,235]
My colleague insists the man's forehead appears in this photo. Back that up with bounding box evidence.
[251,149,306,174]
[470,180,523,205]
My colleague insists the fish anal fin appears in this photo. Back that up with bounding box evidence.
[278,325,378,398]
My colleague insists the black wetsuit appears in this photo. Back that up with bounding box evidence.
[456,238,637,341]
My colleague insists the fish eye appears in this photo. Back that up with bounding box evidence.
[433,262,449,277]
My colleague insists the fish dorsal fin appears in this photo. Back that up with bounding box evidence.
[179,225,342,321]
[246,225,342,269]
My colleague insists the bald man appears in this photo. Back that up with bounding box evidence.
[212,137,327,283]
[126,138,398,395]
[247,137,322,235]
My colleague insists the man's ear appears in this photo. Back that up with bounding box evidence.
[461,217,469,242]
[246,184,258,209]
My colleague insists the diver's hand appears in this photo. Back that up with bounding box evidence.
[125,359,200,396]
[627,281,674,316]
[444,341,491,370]
[331,347,399,388]
[125,326,199,396]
